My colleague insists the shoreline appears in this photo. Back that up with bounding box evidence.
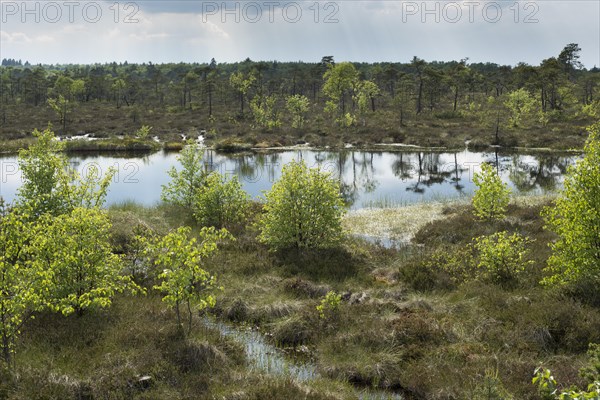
[0,137,585,156]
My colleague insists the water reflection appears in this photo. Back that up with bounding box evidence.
[0,149,578,209]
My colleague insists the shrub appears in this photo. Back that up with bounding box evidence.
[17,127,113,216]
[472,163,511,221]
[316,291,342,320]
[161,141,207,209]
[30,207,140,317]
[542,122,600,294]
[148,226,232,332]
[474,231,533,287]
[258,160,345,251]
[194,172,249,229]
[134,125,152,139]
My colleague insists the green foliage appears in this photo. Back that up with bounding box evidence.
[542,123,600,289]
[149,226,232,331]
[193,172,250,229]
[423,246,476,287]
[532,343,600,400]
[46,76,84,131]
[533,366,600,400]
[580,101,600,118]
[473,231,533,286]
[505,88,537,127]
[426,231,532,288]
[46,95,69,130]
[581,344,600,384]
[126,223,157,283]
[0,203,44,366]
[316,291,342,320]
[135,125,152,139]
[258,160,346,251]
[29,207,138,316]
[533,367,559,399]
[472,163,511,221]
[161,141,207,209]
[250,94,281,129]
[323,62,359,126]
[286,94,310,129]
[229,71,255,96]
[17,127,114,216]
[17,127,68,215]
[229,71,256,113]
[354,80,380,125]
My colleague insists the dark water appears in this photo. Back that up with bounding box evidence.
[0,148,578,209]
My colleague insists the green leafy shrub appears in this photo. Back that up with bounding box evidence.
[0,203,43,366]
[161,141,207,209]
[286,94,310,128]
[542,123,600,297]
[194,172,249,229]
[473,231,533,287]
[17,127,114,217]
[533,355,600,400]
[316,291,342,320]
[30,208,140,317]
[472,163,511,221]
[147,226,232,332]
[258,160,345,251]
[134,125,152,139]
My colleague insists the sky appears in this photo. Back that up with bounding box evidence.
[0,0,599,67]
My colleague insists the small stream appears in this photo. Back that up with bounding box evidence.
[203,317,403,400]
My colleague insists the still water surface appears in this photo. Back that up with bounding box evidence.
[0,148,577,209]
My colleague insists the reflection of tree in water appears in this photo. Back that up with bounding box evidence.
[313,151,328,164]
[483,148,511,174]
[450,153,467,193]
[227,152,283,184]
[508,154,574,193]
[204,149,217,172]
[324,151,379,207]
[405,153,426,194]
[402,152,456,194]
[392,153,413,180]
[355,152,378,193]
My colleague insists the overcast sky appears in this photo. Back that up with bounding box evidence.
[1,0,599,67]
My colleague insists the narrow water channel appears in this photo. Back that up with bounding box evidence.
[203,317,404,400]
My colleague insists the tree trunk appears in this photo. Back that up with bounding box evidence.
[208,87,213,117]
[453,87,459,111]
[187,300,193,333]
[495,112,500,145]
[416,78,423,114]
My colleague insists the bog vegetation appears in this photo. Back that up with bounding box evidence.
[0,123,599,396]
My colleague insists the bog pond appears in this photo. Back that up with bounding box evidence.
[0,148,578,208]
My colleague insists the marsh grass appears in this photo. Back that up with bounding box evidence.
[6,196,600,399]
[1,100,591,153]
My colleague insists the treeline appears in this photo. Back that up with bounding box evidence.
[1,44,599,144]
